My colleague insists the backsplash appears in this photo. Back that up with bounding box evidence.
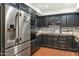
[40,25,60,33]
[39,26,79,33]
[61,27,75,32]
[74,26,79,32]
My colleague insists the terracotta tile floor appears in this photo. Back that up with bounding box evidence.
[33,47,79,56]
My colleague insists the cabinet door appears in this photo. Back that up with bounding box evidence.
[56,16,61,25]
[31,39,39,55]
[67,36,73,49]
[36,35,41,49]
[49,16,55,25]
[30,9,36,26]
[46,16,61,25]
[38,35,42,47]
[31,39,36,55]
[53,37,58,48]
[53,16,58,25]
[47,37,53,48]
[66,14,75,26]
[42,35,48,47]
[38,17,47,27]
[61,15,67,26]
[58,36,68,50]
[75,14,79,26]
[58,36,74,50]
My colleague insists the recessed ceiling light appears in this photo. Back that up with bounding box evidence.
[45,5,48,8]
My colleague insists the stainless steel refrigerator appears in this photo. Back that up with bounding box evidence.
[0,3,31,56]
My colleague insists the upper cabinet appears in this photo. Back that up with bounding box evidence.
[61,15,67,26]
[46,16,61,25]
[28,7,37,26]
[61,14,79,27]
[37,17,48,27]
[37,13,79,27]
[75,14,79,26]
[66,14,75,27]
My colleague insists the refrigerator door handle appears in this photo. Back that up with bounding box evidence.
[15,12,19,45]
[15,38,19,45]
[15,12,19,27]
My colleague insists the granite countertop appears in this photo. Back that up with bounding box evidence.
[36,30,74,36]
[36,30,79,43]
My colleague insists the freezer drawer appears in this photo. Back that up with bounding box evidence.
[5,41,30,56]
[15,41,30,54]
[5,47,15,56]
[16,47,30,56]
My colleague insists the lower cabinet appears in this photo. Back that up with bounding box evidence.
[42,35,48,47]
[41,35,78,51]
[58,36,68,50]
[42,35,59,48]
[31,34,78,55]
[48,35,58,48]
[47,37,53,48]
[31,35,41,55]
[52,36,58,48]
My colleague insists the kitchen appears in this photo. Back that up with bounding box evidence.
[0,3,79,56]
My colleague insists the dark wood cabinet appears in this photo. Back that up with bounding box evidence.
[58,36,72,50]
[67,36,74,49]
[31,11,36,25]
[61,14,73,27]
[28,8,37,26]
[48,35,58,48]
[31,39,37,55]
[66,14,75,26]
[46,16,55,25]
[47,37,53,48]
[37,17,48,27]
[52,37,58,48]
[37,13,79,27]
[75,14,79,26]
[41,34,77,51]
[61,14,79,27]
[61,15,67,26]
[46,16,61,25]
[42,35,48,47]
[31,35,41,55]
[31,34,78,55]
[42,35,59,48]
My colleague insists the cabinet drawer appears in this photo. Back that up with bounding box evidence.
[16,47,30,56]
[5,47,15,56]
[58,41,67,44]
[15,41,30,54]
[59,38,67,41]
[53,38,58,40]
[53,45,58,48]
[59,44,66,49]
[5,41,30,56]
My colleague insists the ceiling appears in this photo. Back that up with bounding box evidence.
[26,3,79,16]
